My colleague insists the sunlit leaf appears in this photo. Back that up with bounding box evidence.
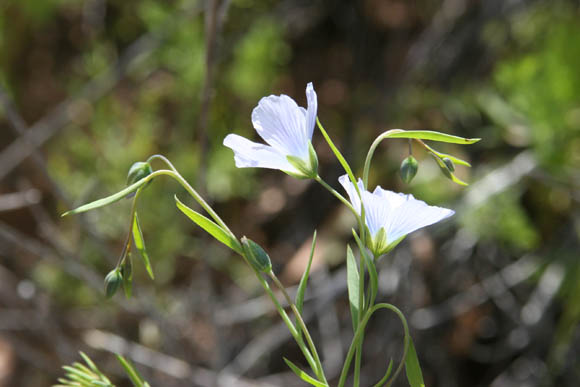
[431,153,468,186]
[283,358,327,387]
[373,358,393,387]
[61,178,149,217]
[175,195,243,254]
[317,118,359,190]
[132,213,154,280]
[405,337,425,387]
[116,355,146,387]
[380,129,480,144]
[346,245,360,331]
[421,142,472,167]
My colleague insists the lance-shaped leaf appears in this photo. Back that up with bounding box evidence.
[116,354,148,387]
[430,152,468,186]
[61,178,149,217]
[283,358,327,387]
[378,129,480,144]
[405,337,425,387]
[175,195,243,254]
[346,245,360,331]
[421,141,472,167]
[317,118,359,189]
[132,213,154,280]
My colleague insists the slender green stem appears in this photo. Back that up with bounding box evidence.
[315,173,367,247]
[254,272,319,375]
[314,175,356,216]
[268,272,328,384]
[147,154,178,172]
[338,303,410,387]
[139,169,234,237]
[362,129,404,188]
[116,188,144,268]
[354,249,366,387]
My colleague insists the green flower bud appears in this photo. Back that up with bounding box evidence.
[104,269,123,298]
[127,162,153,186]
[442,157,455,172]
[241,237,272,273]
[400,155,419,183]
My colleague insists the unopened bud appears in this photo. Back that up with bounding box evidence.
[400,156,419,183]
[241,237,272,273]
[442,157,455,172]
[104,269,123,298]
[127,162,153,186]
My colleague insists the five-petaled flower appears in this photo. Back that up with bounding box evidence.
[223,83,319,179]
[339,175,455,256]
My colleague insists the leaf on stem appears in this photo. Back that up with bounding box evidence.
[380,129,480,144]
[283,358,327,387]
[316,118,359,190]
[422,143,471,167]
[405,337,425,387]
[61,178,149,217]
[430,153,468,186]
[373,359,394,387]
[132,213,154,280]
[174,195,243,254]
[116,355,146,387]
[346,245,360,331]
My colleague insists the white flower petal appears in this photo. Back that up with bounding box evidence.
[223,134,296,172]
[361,190,389,237]
[380,191,454,242]
[339,178,455,244]
[338,174,366,214]
[251,94,309,159]
[305,82,318,139]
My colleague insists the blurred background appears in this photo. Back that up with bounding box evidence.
[1,0,579,386]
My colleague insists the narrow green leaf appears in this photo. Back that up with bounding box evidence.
[380,129,480,144]
[62,366,93,382]
[116,355,145,387]
[72,363,95,377]
[373,359,394,387]
[405,337,425,387]
[79,352,108,381]
[175,195,243,254]
[132,213,154,279]
[61,178,148,217]
[283,358,327,387]
[431,153,468,186]
[421,142,471,167]
[346,245,360,331]
[296,230,317,315]
[316,118,359,190]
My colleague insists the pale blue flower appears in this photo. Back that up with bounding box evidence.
[224,83,318,178]
[338,174,454,255]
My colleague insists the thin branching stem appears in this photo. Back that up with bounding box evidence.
[268,271,328,385]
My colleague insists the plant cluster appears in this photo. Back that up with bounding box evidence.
[60,83,479,386]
